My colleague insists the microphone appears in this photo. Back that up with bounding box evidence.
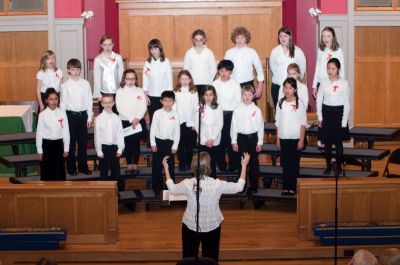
[331,158,338,176]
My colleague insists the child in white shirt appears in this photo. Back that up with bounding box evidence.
[213,59,241,172]
[95,94,125,190]
[150,90,180,196]
[195,86,223,179]
[278,63,309,109]
[225,27,264,100]
[93,34,124,114]
[36,88,69,181]
[173,70,198,171]
[36,50,63,112]
[231,85,264,194]
[143,39,173,124]
[116,69,147,175]
[60,58,93,176]
[269,27,306,107]
[183,29,217,97]
[275,77,307,195]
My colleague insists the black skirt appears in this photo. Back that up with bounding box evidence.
[40,139,66,181]
[319,104,350,144]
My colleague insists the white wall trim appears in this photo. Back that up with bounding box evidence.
[54,18,85,78]
[0,15,48,31]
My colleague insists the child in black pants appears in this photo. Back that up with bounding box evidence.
[275,78,307,195]
[150,91,180,196]
[231,85,264,194]
[94,94,125,190]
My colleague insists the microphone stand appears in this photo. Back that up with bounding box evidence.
[332,158,339,265]
[195,103,202,264]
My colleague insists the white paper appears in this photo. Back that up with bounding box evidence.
[162,190,187,202]
[123,123,142,137]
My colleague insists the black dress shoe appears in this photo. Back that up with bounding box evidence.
[79,169,92,175]
[281,191,289,196]
[323,168,332,175]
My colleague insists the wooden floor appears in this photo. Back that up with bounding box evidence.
[1,140,399,265]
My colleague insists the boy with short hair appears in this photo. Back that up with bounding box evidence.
[150,90,180,196]
[60,58,93,175]
[213,59,241,172]
[224,27,264,100]
[231,85,264,194]
[94,94,125,190]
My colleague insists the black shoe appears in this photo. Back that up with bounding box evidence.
[281,191,289,196]
[323,168,332,175]
[79,169,92,175]
[67,170,77,176]
[287,190,296,196]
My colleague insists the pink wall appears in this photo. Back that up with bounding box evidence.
[105,0,120,54]
[318,0,347,14]
[55,0,82,18]
[282,0,297,43]
[84,0,106,59]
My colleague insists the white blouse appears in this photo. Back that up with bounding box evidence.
[278,80,309,109]
[116,85,147,122]
[224,45,264,84]
[166,177,245,232]
[213,78,242,112]
[60,77,93,121]
[36,68,63,93]
[316,78,350,127]
[275,100,307,140]
[142,58,173,97]
[312,47,345,88]
[150,108,180,150]
[269,45,306,85]
[173,86,199,127]
[94,110,125,157]
[183,46,217,85]
[230,102,264,145]
[93,52,124,98]
[194,104,223,146]
[36,107,70,154]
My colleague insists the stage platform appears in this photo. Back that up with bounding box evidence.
[0,200,398,265]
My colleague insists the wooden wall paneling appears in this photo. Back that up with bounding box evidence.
[119,10,130,60]
[387,62,400,125]
[354,62,386,126]
[128,16,175,62]
[0,31,47,101]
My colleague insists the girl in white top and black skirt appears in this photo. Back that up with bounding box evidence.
[142,39,173,124]
[173,70,199,171]
[36,50,63,113]
[194,86,223,179]
[275,78,307,195]
[316,58,350,175]
[183,29,217,98]
[93,34,124,114]
[269,27,306,107]
[163,151,250,263]
[116,69,147,175]
[36,88,70,181]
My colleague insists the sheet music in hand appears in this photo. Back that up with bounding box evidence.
[162,190,187,202]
